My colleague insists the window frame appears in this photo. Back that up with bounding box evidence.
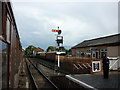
[6,14,11,43]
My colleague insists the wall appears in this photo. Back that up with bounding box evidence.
[72,49,76,56]
[72,47,91,58]
[107,46,120,57]
[72,48,88,57]
[72,46,108,59]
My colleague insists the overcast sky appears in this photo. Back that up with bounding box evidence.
[11,1,118,50]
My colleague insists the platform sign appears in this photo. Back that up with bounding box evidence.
[92,61,101,72]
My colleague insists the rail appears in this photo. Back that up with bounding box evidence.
[26,58,58,89]
[25,58,38,89]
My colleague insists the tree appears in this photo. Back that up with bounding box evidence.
[46,46,68,52]
[67,49,72,55]
[59,46,67,52]
[24,45,36,55]
[46,46,56,52]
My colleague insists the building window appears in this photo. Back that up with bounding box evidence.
[100,48,107,58]
[0,40,9,88]
[93,53,95,57]
[86,53,91,58]
[6,15,11,42]
[76,51,80,57]
[81,52,85,57]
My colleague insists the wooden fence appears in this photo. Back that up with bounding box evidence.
[58,56,102,74]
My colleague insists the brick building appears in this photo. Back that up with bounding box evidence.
[33,48,44,55]
[71,34,120,59]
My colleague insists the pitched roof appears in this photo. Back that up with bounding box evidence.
[34,48,44,52]
[72,34,120,49]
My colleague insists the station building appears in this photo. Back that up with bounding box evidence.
[71,34,120,59]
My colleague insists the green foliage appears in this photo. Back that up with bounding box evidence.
[46,46,56,52]
[59,47,67,52]
[68,49,71,52]
[24,45,36,55]
[46,46,68,52]
[66,49,72,56]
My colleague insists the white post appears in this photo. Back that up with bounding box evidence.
[58,54,60,67]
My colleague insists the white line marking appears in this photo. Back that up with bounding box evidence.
[66,75,98,90]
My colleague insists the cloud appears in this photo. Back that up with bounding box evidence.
[12,2,118,50]
[11,0,119,2]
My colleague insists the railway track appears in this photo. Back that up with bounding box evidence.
[25,58,58,89]
[29,60,64,77]
[28,58,69,74]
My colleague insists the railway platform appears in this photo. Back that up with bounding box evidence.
[17,58,120,89]
[66,71,120,90]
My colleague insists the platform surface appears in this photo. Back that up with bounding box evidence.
[66,71,120,90]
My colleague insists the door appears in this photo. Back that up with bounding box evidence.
[96,51,99,58]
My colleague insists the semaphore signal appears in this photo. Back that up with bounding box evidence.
[52,27,62,35]
[51,26,63,46]
[51,26,64,68]
[52,29,61,32]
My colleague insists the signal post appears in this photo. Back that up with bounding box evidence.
[52,27,63,70]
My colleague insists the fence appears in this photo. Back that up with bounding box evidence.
[59,56,102,74]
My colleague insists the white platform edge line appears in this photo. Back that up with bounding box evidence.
[66,75,98,90]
